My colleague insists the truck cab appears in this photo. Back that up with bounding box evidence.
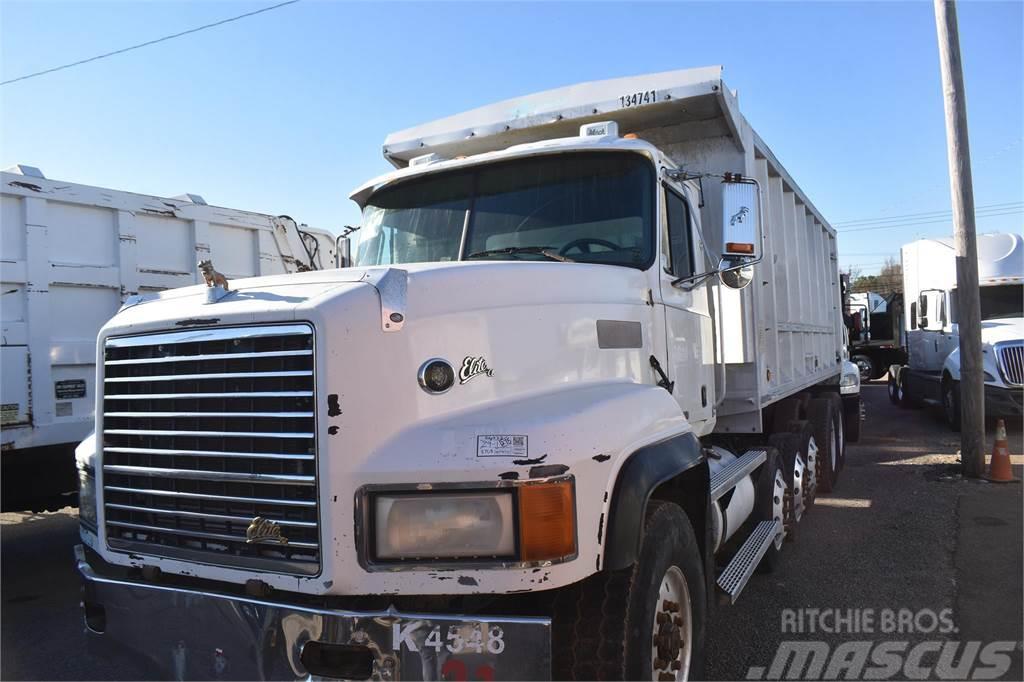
[892,233,1024,428]
[75,67,850,681]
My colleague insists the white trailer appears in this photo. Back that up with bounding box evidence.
[889,232,1023,428]
[76,67,855,681]
[1,165,336,508]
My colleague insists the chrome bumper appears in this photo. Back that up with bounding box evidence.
[77,546,552,681]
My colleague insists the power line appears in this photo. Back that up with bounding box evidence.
[834,200,1022,226]
[837,207,1022,233]
[1,1,300,86]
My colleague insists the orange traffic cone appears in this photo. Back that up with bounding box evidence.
[986,419,1016,483]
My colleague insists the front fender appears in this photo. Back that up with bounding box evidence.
[943,349,961,381]
[345,380,691,594]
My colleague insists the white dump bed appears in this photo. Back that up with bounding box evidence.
[0,167,336,451]
[383,67,843,430]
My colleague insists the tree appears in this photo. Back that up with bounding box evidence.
[850,257,902,296]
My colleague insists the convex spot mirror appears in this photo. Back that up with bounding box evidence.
[719,259,754,290]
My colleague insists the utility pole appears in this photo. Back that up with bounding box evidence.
[934,0,985,477]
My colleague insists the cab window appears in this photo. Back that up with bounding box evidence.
[665,188,694,278]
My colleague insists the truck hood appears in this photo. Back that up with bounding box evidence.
[981,317,1024,346]
[110,261,652,331]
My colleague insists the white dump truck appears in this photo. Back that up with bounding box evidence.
[889,232,1023,429]
[0,166,335,509]
[76,67,857,680]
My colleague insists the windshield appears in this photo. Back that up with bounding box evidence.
[951,284,1024,321]
[353,152,655,268]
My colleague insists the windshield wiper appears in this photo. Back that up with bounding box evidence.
[464,246,575,263]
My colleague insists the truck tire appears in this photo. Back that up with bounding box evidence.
[811,393,843,466]
[754,447,787,573]
[852,354,874,381]
[805,399,840,493]
[888,372,900,405]
[552,500,706,680]
[841,394,860,444]
[897,372,916,409]
[942,379,962,432]
[768,432,807,537]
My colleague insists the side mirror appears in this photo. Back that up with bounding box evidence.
[335,235,352,268]
[719,180,762,290]
[721,180,762,261]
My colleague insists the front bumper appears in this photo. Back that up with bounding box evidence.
[985,384,1024,417]
[77,546,552,681]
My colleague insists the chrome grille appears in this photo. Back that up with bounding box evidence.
[997,343,1024,386]
[100,324,320,574]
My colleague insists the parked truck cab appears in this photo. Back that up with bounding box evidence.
[890,233,1023,428]
[76,67,854,681]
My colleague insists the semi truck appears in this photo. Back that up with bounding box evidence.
[889,232,1023,430]
[75,67,859,681]
[0,166,336,510]
[844,290,906,380]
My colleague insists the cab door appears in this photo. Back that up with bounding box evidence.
[914,289,949,371]
[659,181,715,434]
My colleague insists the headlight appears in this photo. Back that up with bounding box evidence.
[78,467,98,531]
[370,480,576,564]
[75,433,98,531]
[840,363,861,395]
[375,492,516,560]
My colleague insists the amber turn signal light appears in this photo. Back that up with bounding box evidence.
[517,480,576,562]
[726,242,755,254]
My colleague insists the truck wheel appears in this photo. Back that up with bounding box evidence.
[551,501,706,680]
[888,372,900,405]
[768,433,807,534]
[897,372,916,409]
[805,399,839,493]
[942,379,962,432]
[852,354,874,381]
[841,394,860,444]
[754,447,787,573]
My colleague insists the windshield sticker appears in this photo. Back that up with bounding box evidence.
[477,435,527,458]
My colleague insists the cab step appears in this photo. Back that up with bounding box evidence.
[710,448,767,501]
[716,519,782,604]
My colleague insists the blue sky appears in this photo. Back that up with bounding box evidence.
[2,1,1021,274]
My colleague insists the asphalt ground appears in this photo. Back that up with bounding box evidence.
[1,382,1021,681]
[706,382,1023,681]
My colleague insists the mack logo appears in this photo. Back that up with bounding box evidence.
[730,206,750,226]
[246,517,288,545]
[459,356,494,384]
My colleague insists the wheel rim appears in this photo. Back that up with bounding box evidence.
[651,565,693,681]
[804,437,818,502]
[790,454,806,523]
[855,358,871,380]
[772,469,786,550]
